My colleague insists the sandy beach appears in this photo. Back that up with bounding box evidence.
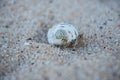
[0,0,120,80]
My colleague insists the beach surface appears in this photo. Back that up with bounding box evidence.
[0,0,120,80]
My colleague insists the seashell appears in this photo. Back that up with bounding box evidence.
[47,23,79,46]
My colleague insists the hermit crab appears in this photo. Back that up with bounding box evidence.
[47,23,83,48]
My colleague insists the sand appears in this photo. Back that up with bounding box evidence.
[0,0,120,80]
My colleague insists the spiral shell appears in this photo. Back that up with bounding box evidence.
[47,23,79,46]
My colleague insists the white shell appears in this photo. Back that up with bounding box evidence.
[47,23,79,46]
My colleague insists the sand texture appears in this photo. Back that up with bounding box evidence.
[0,0,120,80]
